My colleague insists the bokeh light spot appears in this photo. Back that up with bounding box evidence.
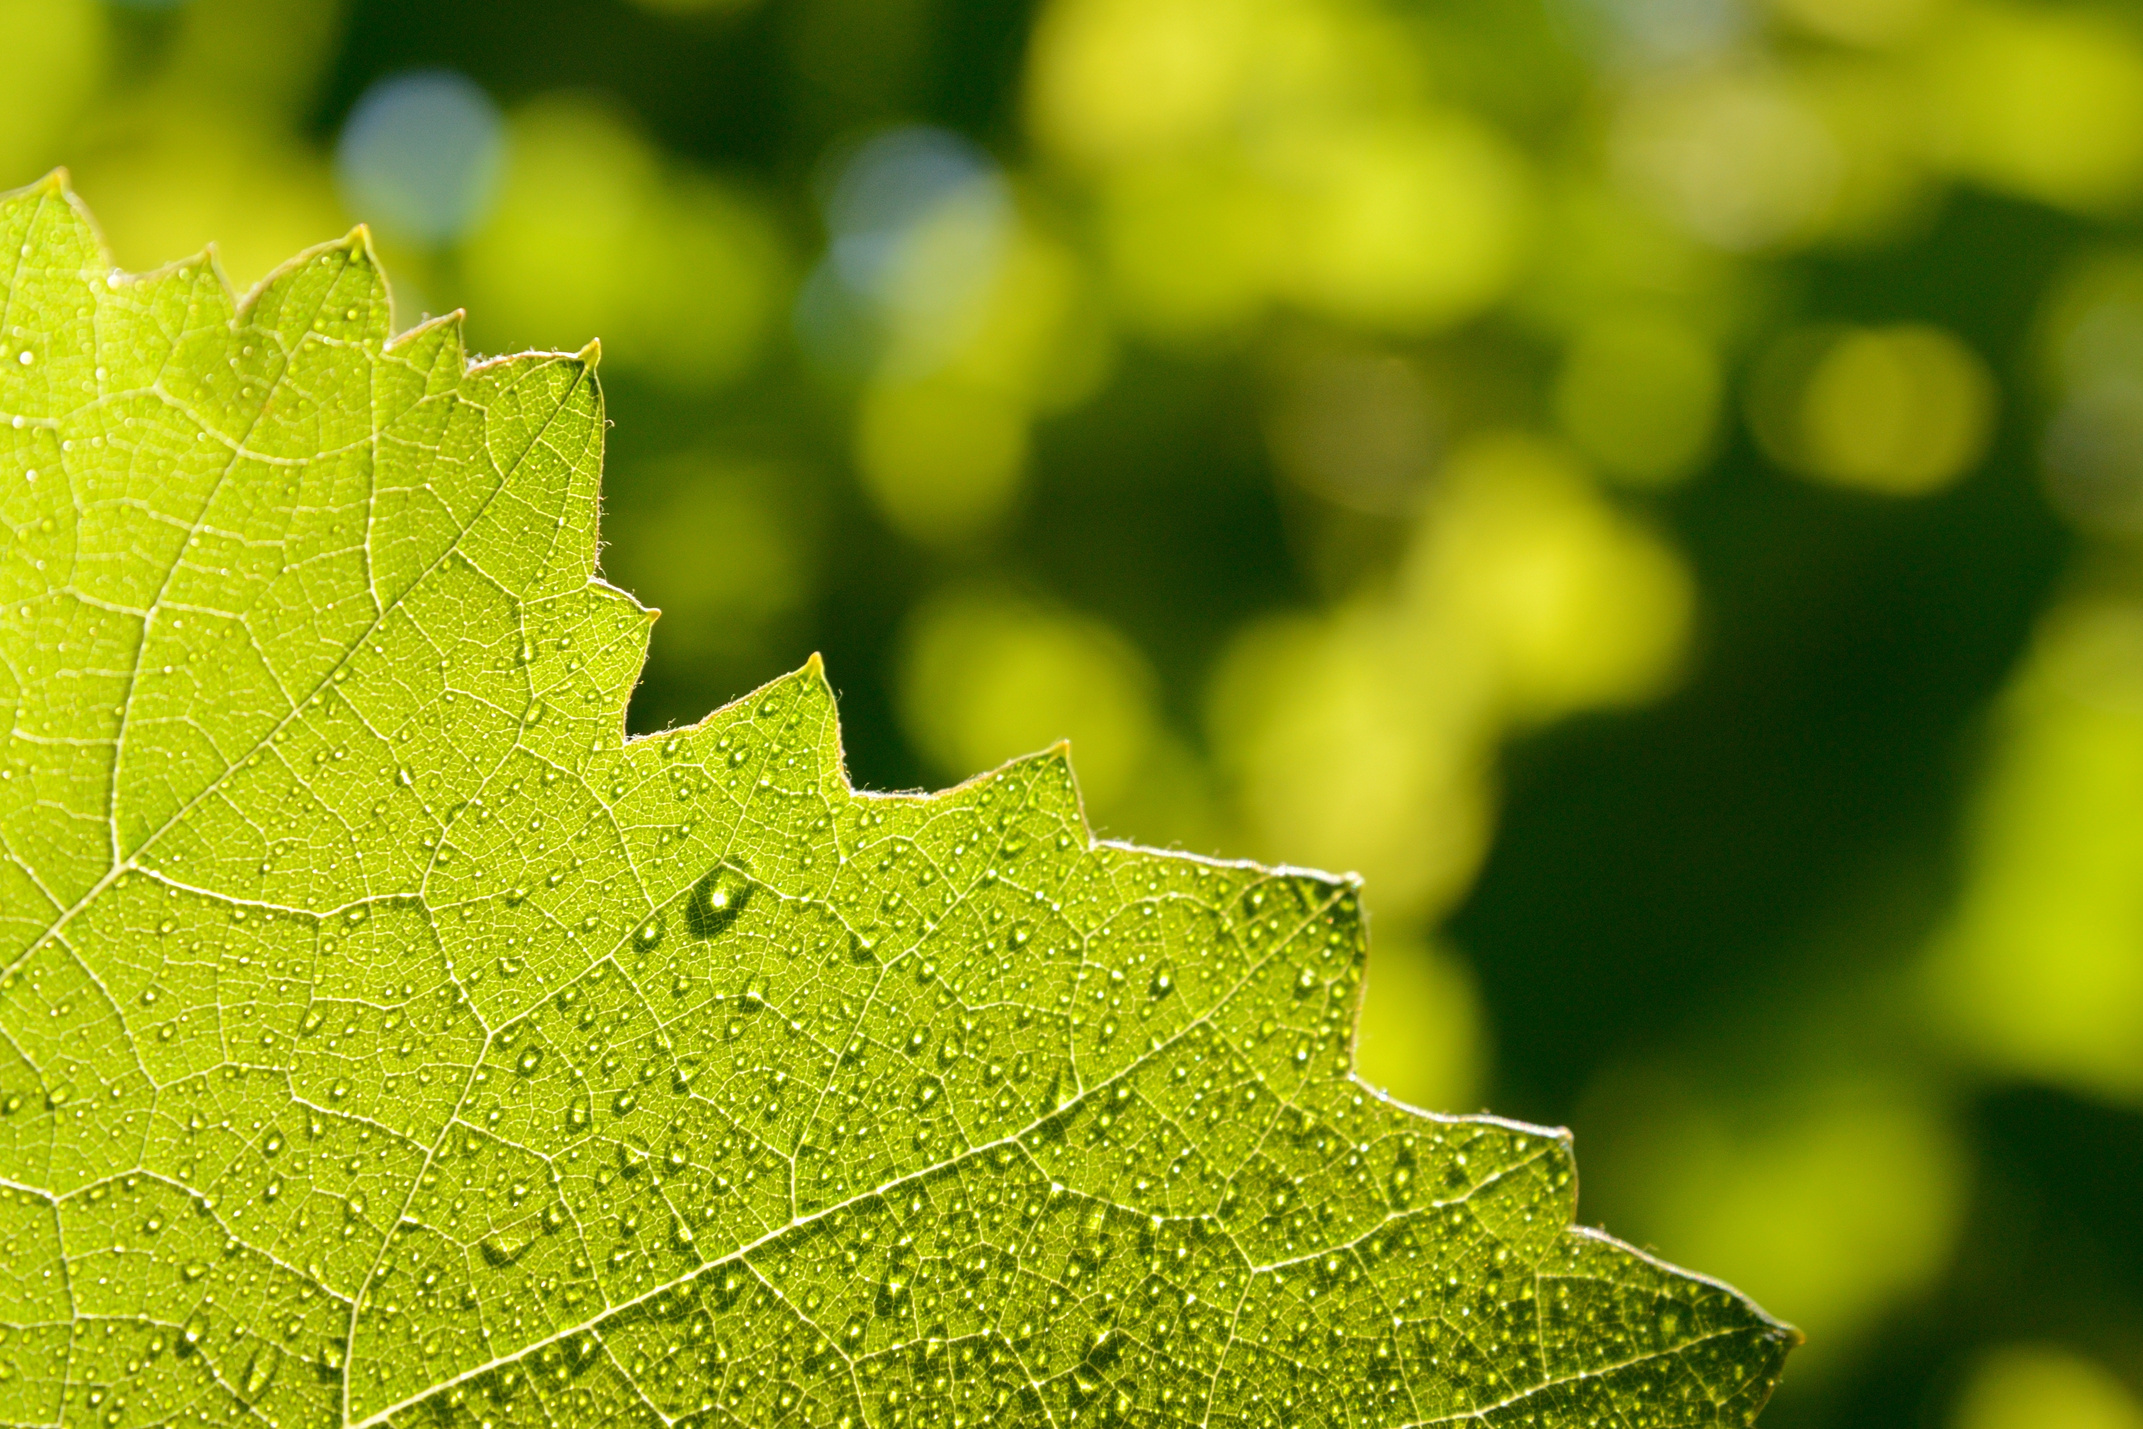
[1752,323,1996,495]
[0,0,105,187]
[1414,434,1694,720]
[1580,1064,1968,1383]
[599,455,818,683]
[855,378,1029,544]
[1553,312,1721,486]
[459,96,784,388]
[1928,3,2143,214]
[1924,598,2143,1104]
[1615,69,1841,252]
[799,126,1010,376]
[1951,1346,2143,1429]
[2036,251,2143,533]
[1354,935,1487,1114]
[898,587,1160,821]
[335,70,504,246]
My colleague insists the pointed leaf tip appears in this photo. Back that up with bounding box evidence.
[577,337,602,367]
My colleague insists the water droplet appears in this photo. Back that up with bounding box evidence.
[1150,965,1175,999]
[517,1047,543,1076]
[635,917,663,948]
[686,861,752,938]
[876,1259,913,1315]
[482,1227,532,1266]
[240,1343,278,1399]
[611,1089,638,1118]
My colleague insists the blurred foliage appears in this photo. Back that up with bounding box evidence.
[6,0,2143,1421]
[1951,1344,2143,1429]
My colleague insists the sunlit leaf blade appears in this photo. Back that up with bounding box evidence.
[0,174,1796,1429]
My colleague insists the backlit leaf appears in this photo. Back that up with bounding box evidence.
[0,175,1795,1428]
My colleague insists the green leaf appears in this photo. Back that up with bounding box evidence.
[0,174,1796,1428]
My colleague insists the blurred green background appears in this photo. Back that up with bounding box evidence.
[8,0,2143,1422]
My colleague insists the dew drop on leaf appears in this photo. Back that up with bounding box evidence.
[686,861,752,938]
[240,1343,278,1399]
[482,1227,533,1266]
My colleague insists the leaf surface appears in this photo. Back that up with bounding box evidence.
[0,176,1795,1429]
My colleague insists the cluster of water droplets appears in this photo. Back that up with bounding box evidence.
[0,188,1791,1429]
